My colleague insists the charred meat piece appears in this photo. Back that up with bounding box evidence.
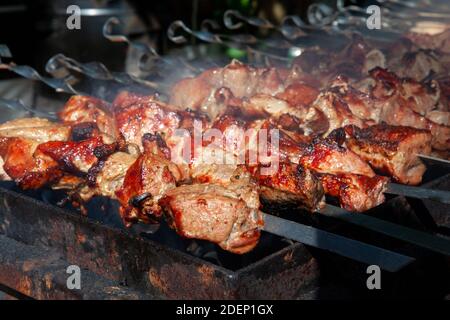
[320,173,388,212]
[80,151,138,201]
[37,136,110,175]
[115,134,183,225]
[159,183,262,254]
[59,95,116,139]
[249,162,325,212]
[0,136,61,189]
[299,137,376,177]
[343,125,432,185]
[113,92,181,151]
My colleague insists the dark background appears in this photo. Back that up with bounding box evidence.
[0,0,368,74]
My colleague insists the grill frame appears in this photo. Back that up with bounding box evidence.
[0,171,448,299]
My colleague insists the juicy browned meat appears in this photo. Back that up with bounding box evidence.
[0,117,70,142]
[83,151,138,200]
[276,82,320,108]
[249,162,325,212]
[115,134,183,225]
[312,89,366,136]
[37,136,110,174]
[169,60,287,119]
[329,77,382,122]
[344,124,432,185]
[298,138,376,177]
[320,173,388,212]
[370,67,450,150]
[113,91,181,151]
[159,183,262,254]
[0,136,61,189]
[59,95,116,139]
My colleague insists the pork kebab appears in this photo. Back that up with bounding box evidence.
[0,83,439,254]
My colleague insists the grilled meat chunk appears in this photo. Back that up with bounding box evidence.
[37,136,110,175]
[0,137,61,189]
[299,137,376,177]
[0,117,70,142]
[169,60,286,119]
[320,173,388,212]
[115,134,183,225]
[370,67,450,150]
[250,162,325,212]
[312,89,366,136]
[59,95,116,139]
[343,125,432,185]
[113,91,181,151]
[160,183,262,254]
[84,151,138,200]
[276,82,320,108]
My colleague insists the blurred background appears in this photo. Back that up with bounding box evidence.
[0,0,342,117]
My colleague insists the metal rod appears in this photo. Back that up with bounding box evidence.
[45,53,168,93]
[0,98,57,120]
[263,213,415,272]
[0,45,81,95]
[320,204,450,257]
[386,183,450,205]
[418,154,450,168]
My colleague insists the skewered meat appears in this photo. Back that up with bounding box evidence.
[113,91,182,151]
[298,137,376,177]
[37,136,111,175]
[312,89,366,136]
[320,173,388,212]
[59,95,116,139]
[250,162,325,211]
[85,151,138,200]
[389,49,444,81]
[0,136,60,189]
[370,68,450,150]
[159,181,262,254]
[0,117,70,142]
[329,77,382,122]
[115,133,183,225]
[343,125,432,185]
[276,82,320,108]
[169,60,286,118]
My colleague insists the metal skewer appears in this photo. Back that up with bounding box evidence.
[263,212,414,272]
[386,183,450,205]
[417,154,450,168]
[0,98,58,120]
[0,45,82,96]
[320,204,450,257]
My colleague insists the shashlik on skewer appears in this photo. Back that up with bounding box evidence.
[1,50,449,254]
[0,89,435,215]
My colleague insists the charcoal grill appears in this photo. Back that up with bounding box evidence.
[0,164,448,299]
[0,1,450,300]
